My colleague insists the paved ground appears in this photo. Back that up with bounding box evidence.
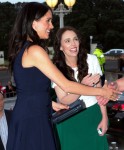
[107,134,124,150]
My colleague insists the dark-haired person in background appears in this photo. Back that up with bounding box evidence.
[0,91,12,150]
[5,81,16,98]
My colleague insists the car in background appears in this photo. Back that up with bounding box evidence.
[104,49,124,55]
[107,93,124,149]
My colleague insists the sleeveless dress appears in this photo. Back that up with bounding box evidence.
[6,42,56,150]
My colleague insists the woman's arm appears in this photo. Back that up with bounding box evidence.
[22,45,119,100]
[54,85,79,104]
[96,82,108,136]
[97,105,108,136]
[54,74,101,105]
[52,101,69,111]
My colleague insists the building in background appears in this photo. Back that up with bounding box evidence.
[0,51,4,65]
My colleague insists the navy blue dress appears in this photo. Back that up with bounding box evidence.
[6,42,56,150]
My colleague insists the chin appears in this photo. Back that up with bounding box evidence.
[43,36,49,40]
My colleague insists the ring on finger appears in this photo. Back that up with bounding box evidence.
[93,82,95,85]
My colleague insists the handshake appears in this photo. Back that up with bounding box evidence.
[97,79,123,106]
[81,73,123,106]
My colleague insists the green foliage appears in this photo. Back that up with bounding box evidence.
[0,2,17,58]
[0,0,124,58]
[56,0,124,51]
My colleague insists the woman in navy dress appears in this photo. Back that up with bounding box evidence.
[6,2,119,150]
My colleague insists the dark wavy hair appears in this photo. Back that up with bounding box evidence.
[8,2,52,71]
[53,26,88,82]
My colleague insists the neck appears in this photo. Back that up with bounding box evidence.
[66,56,77,68]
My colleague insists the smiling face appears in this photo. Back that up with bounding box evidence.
[60,30,80,58]
[32,10,54,39]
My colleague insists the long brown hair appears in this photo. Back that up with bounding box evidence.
[8,2,52,71]
[53,26,88,82]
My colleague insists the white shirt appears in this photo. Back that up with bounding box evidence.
[0,112,8,150]
[52,54,102,108]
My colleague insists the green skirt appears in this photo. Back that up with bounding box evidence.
[55,103,109,150]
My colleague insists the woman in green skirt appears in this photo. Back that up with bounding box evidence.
[52,26,109,150]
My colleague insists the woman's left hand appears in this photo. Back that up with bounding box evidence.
[96,96,109,106]
[97,116,108,136]
[52,101,69,111]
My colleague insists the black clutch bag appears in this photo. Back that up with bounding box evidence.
[52,99,86,124]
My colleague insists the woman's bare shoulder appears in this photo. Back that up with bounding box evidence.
[26,45,48,59]
[28,45,45,54]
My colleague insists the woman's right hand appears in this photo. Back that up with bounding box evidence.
[52,101,69,111]
[81,74,100,87]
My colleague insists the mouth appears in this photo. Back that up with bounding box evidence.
[70,47,78,52]
[46,30,50,34]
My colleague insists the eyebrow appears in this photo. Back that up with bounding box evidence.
[64,38,70,41]
[64,36,78,41]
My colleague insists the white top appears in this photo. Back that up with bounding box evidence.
[52,54,102,108]
[0,112,8,150]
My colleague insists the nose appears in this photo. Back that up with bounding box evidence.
[71,40,76,46]
[50,22,54,29]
